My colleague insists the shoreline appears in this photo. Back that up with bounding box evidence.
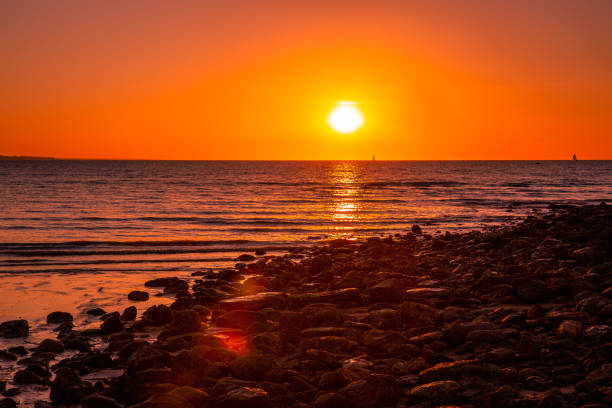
[1,203,611,407]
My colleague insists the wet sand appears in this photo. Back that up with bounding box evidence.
[1,203,611,408]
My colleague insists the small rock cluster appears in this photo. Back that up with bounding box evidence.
[1,203,611,407]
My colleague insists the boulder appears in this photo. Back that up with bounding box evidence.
[221,386,270,408]
[557,320,582,339]
[302,304,344,327]
[46,311,73,324]
[86,308,106,316]
[35,338,64,353]
[287,288,361,309]
[214,310,266,331]
[0,399,16,408]
[406,380,461,404]
[143,305,173,326]
[218,292,285,311]
[170,310,201,333]
[50,367,92,405]
[229,353,278,381]
[144,277,189,294]
[13,368,45,384]
[236,254,256,262]
[121,306,137,321]
[128,290,150,301]
[341,374,400,408]
[367,279,404,303]
[405,287,449,299]
[0,320,29,338]
[100,314,123,334]
[400,302,439,326]
[80,393,121,408]
[313,392,348,408]
[126,344,172,374]
[419,359,483,382]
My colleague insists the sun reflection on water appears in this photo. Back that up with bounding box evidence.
[327,162,365,236]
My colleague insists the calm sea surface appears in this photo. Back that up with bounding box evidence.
[1,160,611,274]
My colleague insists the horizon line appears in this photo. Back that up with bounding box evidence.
[1,156,611,161]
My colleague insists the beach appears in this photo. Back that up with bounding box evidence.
[1,203,611,407]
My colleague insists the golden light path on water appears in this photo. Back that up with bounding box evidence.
[328,162,364,234]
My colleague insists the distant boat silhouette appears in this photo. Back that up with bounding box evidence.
[372,154,376,161]
[573,153,577,161]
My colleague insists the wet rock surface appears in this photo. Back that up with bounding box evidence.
[1,204,612,407]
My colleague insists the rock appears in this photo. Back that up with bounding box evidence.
[0,350,17,361]
[411,225,422,234]
[367,279,405,303]
[219,292,285,311]
[100,314,123,334]
[466,328,516,344]
[222,386,270,408]
[578,363,612,391]
[144,277,189,294]
[214,310,266,331]
[302,304,344,327]
[166,386,212,408]
[405,287,449,299]
[128,290,150,301]
[80,393,121,408]
[143,305,173,326]
[236,254,256,262]
[46,311,73,324]
[230,354,277,380]
[133,367,174,384]
[557,320,582,339]
[36,338,64,353]
[8,346,27,356]
[130,387,212,408]
[171,295,196,311]
[50,367,91,405]
[13,368,45,384]
[0,399,17,408]
[300,336,356,354]
[419,360,483,382]
[0,320,29,338]
[400,302,439,326]
[121,305,137,321]
[170,310,201,333]
[126,344,171,373]
[86,308,106,316]
[583,325,612,342]
[406,380,461,404]
[341,374,400,408]
[363,330,406,351]
[310,254,333,273]
[313,392,348,408]
[287,288,361,309]
[538,389,567,408]
[470,385,515,408]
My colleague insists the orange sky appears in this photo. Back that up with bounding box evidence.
[1,0,611,159]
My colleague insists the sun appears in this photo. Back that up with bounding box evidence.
[327,101,364,134]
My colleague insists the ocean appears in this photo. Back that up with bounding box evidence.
[1,159,611,406]
[1,160,611,276]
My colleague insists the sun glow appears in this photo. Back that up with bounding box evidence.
[327,102,364,134]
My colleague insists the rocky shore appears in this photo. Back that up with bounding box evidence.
[1,203,612,408]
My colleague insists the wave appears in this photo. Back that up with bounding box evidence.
[362,180,467,189]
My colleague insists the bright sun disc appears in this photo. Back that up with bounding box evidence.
[327,102,364,134]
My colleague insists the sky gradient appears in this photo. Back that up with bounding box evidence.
[1,0,611,159]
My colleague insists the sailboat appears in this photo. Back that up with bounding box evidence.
[372,154,376,161]
[572,153,577,161]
